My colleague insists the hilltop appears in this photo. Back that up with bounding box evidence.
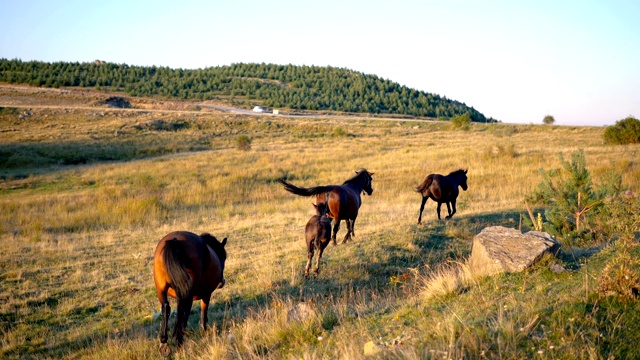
[0,59,488,122]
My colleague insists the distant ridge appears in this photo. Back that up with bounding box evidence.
[0,59,487,122]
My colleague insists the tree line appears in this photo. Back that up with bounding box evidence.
[0,59,488,121]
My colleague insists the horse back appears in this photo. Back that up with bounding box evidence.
[318,186,360,220]
[154,231,222,300]
[305,215,331,250]
[417,174,456,199]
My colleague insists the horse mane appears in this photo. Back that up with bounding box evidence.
[343,168,370,185]
[447,169,467,177]
[200,233,227,262]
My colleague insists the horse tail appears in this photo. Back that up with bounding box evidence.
[162,238,192,301]
[278,179,331,197]
[415,175,433,193]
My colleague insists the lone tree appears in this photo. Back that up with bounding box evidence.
[543,115,555,125]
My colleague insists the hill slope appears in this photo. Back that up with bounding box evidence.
[0,59,487,121]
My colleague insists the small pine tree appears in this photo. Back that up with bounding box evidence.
[526,149,620,244]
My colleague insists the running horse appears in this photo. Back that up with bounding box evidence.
[415,169,468,224]
[278,169,374,244]
[153,231,228,356]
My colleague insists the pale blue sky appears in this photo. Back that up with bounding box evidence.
[1,0,639,125]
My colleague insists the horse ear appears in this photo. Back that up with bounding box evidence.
[369,172,375,176]
[222,237,227,246]
[464,169,468,174]
[312,203,318,209]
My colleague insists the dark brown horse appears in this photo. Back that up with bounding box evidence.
[305,203,332,277]
[278,169,374,244]
[153,231,227,356]
[415,169,468,224]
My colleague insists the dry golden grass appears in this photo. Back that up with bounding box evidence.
[1,87,640,358]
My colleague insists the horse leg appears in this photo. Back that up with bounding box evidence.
[200,296,210,332]
[447,199,457,219]
[305,246,314,277]
[159,291,171,356]
[445,202,452,219]
[351,217,356,238]
[418,197,427,224]
[314,247,325,275]
[332,219,341,246]
[174,297,193,347]
[342,219,352,244]
[436,202,443,220]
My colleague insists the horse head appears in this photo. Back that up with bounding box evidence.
[460,169,469,191]
[200,233,228,288]
[356,169,374,195]
[313,202,329,217]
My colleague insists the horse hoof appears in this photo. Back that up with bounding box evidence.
[159,343,171,357]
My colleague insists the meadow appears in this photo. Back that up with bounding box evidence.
[1,87,640,359]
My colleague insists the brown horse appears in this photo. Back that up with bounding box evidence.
[153,231,227,356]
[278,169,374,244]
[415,169,468,224]
[305,203,332,277]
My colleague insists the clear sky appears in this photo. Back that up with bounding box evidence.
[1,0,639,126]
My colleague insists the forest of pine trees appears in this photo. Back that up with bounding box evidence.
[0,59,488,122]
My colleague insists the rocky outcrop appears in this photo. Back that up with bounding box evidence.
[286,302,315,323]
[469,226,560,275]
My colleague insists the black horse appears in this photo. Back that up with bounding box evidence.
[415,169,468,224]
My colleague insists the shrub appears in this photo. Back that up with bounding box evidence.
[236,134,252,151]
[543,115,555,125]
[603,116,640,145]
[332,127,347,137]
[450,113,471,130]
[598,238,640,301]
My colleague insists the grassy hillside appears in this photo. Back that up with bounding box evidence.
[0,59,488,121]
[1,86,639,359]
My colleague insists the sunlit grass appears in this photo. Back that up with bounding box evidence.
[1,91,640,359]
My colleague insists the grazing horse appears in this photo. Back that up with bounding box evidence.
[153,231,227,356]
[278,169,374,244]
[305,203,332,277]
[415,169,468,224]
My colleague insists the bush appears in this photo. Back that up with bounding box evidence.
[603,116,640,145]
[543,115,555,125]
[236,134,251,151]
[450,113,471,130]
[598,238,640,301]
[236,134,252,151]
[332,127,347,137]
